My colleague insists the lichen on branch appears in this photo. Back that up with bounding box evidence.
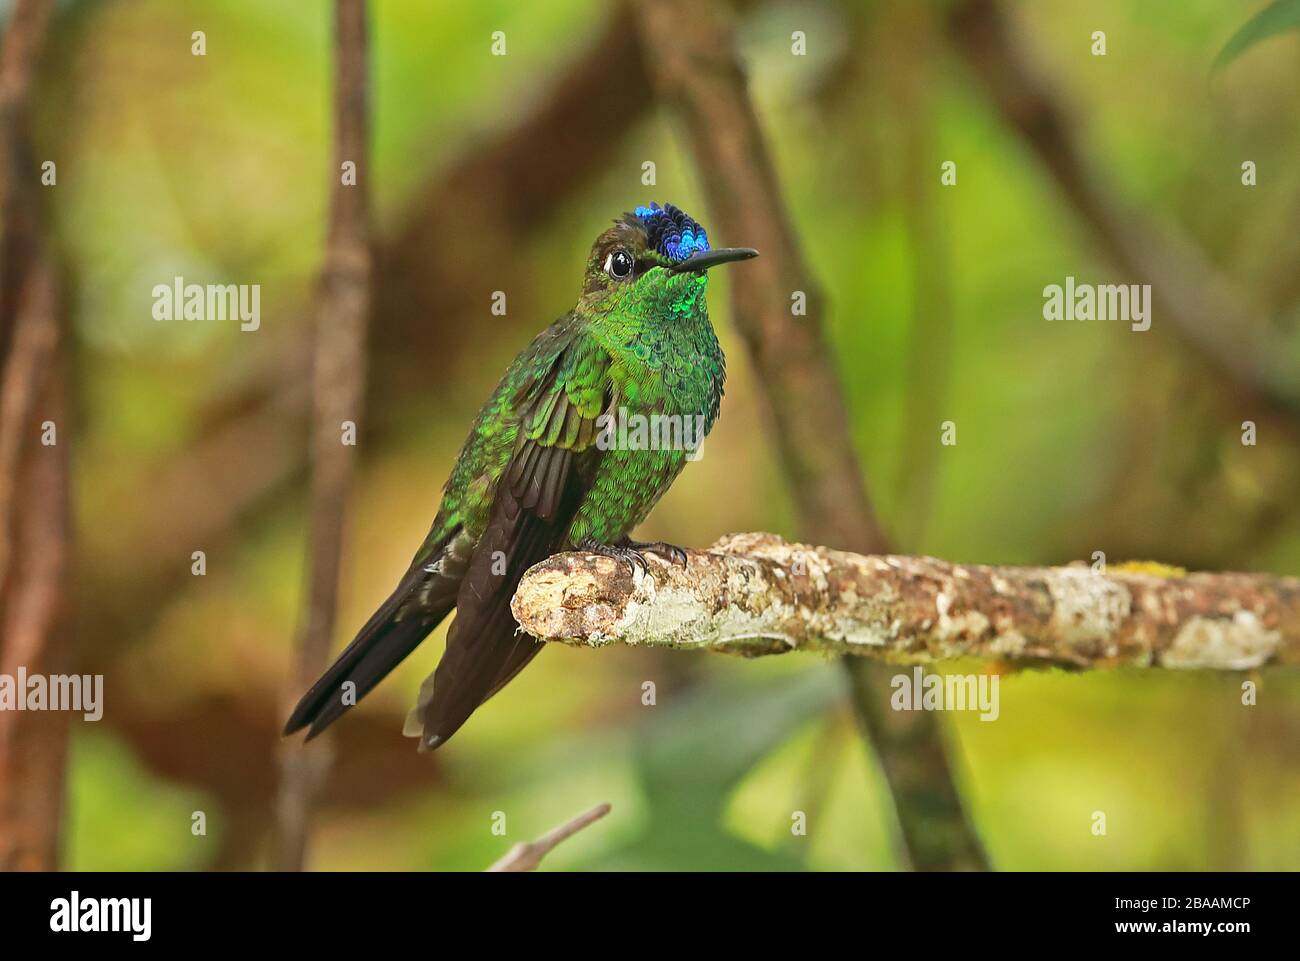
[511,533,1300,670]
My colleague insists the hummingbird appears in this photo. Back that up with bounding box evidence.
[284,203,757,751]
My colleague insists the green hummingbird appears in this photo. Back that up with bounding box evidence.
[284,203,756,751]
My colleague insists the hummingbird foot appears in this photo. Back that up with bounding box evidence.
[576,537,649,578]
[575,537,684,577]
[617,537,688,569]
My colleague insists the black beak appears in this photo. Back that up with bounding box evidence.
[668,247,759,273]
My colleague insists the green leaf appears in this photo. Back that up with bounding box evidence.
[580,669,843,871]
[1215,0,1300,69]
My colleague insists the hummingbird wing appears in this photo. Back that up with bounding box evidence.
[408,327,612,750]
[285,317,603,743]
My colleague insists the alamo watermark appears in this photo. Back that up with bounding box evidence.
[1043,275,1150,332]
[152,276,260,331]
[891,667,999,721]
[0,668,103,721]
[596,406,707,461]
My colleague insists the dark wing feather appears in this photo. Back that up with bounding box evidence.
[283,526,471,739]
[410,333,610,750]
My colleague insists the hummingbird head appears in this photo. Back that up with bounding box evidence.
[579,202,758,310]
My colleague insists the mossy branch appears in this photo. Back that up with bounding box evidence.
[512,533,1300,670]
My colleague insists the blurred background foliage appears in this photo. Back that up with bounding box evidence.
[21,0,1300,869]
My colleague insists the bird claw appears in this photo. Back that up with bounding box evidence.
[577,538,649,578]
[620,538,689,569]
[577,538,688,576]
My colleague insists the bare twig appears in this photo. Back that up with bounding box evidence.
[274,0,372,872]
[0,260,57,590]
[0,367,70,871]
[0,0,55,596]
[632,0,987,871]
[514,533,1300,670]
[0,0,73,871]
[486,803,612,872]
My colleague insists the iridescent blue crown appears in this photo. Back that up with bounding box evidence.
[632,202,710,264]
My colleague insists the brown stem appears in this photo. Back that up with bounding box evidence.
[486,803,612,872]
[0,0,73,872]
[273,0,372,872]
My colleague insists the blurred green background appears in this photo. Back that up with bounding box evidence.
[26,0,1300,869]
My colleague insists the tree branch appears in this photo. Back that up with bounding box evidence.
[0,0,73,872]
[486,803,611,872]
[274,0,372,873]
[513,533,1300,670]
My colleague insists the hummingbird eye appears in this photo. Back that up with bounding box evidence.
[605,249,634,280]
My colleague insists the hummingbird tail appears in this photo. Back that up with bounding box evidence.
[409,478,571,751]
[283,534,467,740]
[406,596,544,751]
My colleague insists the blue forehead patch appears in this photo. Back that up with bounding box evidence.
[633,202,710,263]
